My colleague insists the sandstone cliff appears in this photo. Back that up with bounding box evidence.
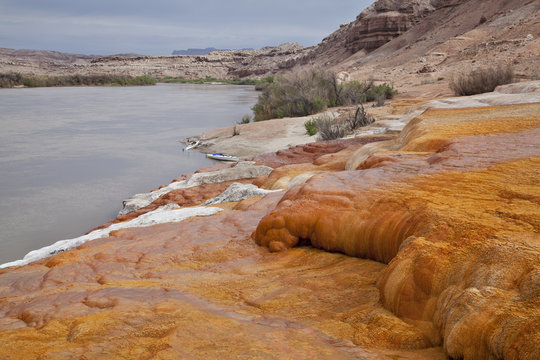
[0,42,306,79]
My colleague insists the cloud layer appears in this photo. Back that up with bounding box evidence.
[0,0,374,55]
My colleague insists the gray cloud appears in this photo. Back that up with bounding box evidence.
[0,0,374,55]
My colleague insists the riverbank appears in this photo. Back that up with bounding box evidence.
[0,73,156,88]
[1,81,538,359]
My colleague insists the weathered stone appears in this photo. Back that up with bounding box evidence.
[254,101,540,359]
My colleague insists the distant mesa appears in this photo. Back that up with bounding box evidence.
[172,47,253,55]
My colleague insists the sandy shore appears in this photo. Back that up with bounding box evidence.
[186,104,413,159]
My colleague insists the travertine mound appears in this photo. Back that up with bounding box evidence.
[254,101,540,359]
[1,87,538,358]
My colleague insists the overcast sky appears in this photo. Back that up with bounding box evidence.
[0,0,375,55]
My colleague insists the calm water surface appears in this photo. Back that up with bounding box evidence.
[0,83,258,264]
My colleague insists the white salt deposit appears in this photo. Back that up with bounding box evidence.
[202,183,281,205]
[119,161,273,215]
[0,204,223,269]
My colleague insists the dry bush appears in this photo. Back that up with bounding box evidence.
[450,66,514,96]
[344,104,375,130]
[315,114,347,141]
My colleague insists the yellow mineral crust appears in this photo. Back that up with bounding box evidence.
[0,192,445,359]
[254,103,540,359]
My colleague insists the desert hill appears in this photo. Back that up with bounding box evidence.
[1,0,538,96]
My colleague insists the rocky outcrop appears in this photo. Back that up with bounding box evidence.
[345,0,437,53]
[292,0,440,67]
[0,43,306,79]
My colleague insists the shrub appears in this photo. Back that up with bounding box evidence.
[344,104,375,130]
[252,68,398,121]
[450,66,514,96]
[252,68,340,121]
[0,73,24,87]
[239,114,251,124]
[0,73,156,88]
[340,80,371,105]
[315,115,347,141]
[304,118,318,136]
[367,83,397,101]
[254,76,274,91]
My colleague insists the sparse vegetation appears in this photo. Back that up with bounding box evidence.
[344,104,375,130]
[0,73,156,88]
[315,114,347,141]
[307,104,375,141]
[159,76,258,86]
[450,66,514,96]
[252,68,396,121]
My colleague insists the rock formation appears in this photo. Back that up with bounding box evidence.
[1,83,538,358]
[254,83,540,359]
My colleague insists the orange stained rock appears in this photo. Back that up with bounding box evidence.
[257,136,394,190]
[254,103,540,359]
[397,103,540,152]
[252,136,393,169]
[0,192,446,359]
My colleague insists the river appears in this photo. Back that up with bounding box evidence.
[0,83,258,264]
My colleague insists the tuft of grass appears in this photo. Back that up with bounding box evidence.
[450,66,514,96]
[304,118,318,136]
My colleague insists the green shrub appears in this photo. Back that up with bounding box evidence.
[0,73,156,88]
[366,83,397,101]
[450,66,514,96]
[304,118,318,136]
[252,68,397,121]
[254,76,274,91]
[340,80,371,105]
[252,68,340,121]
[239,114,252,124]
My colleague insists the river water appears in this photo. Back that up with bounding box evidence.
[0,83,258,264]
